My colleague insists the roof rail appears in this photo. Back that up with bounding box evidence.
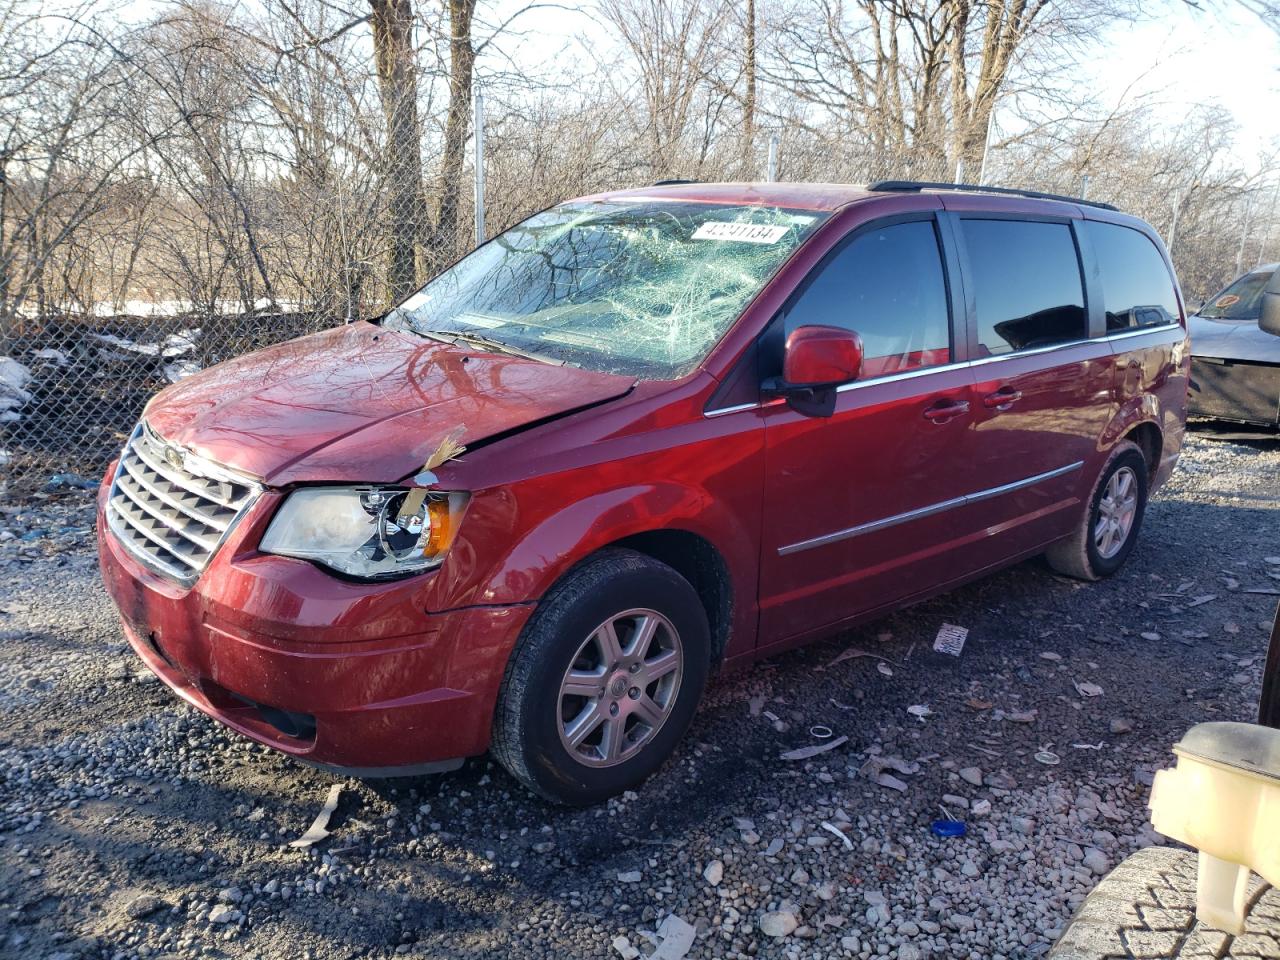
[866,179,1119,212]
[651,178,701,186]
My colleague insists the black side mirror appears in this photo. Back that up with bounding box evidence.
[1260,291,1280,338]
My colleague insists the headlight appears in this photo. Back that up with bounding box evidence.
[260,486,468,579]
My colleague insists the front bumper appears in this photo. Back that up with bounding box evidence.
[1189,357,1280,427]
[96,484,534,773]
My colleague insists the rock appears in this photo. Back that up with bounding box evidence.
[900,945,924,960]
[790,867,809,884]
[971,798,992,816]
[958,766,983,786]
[1012,816,1036,835]
[208,904,236,924]
[941,793,969,809]
[759,910,798,938]
[616,870,642,883]
[1110,717,1134,734]
[125,893,165,919]
[218,887,242,903]
[763,838,784,857]
[960,859,979,878]
[611,935,639,959]
[703,860,723,886]
[1082,849,1109,875]
[897,920,920,937]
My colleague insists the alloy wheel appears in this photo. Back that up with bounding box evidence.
[1095,465,1138,560]
[556,608,683,768]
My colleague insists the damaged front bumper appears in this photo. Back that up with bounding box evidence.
[96,478,534,775]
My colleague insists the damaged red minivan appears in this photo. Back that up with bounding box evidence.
[98,181,1189,804]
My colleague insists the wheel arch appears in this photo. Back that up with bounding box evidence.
[472,482,757,662]
[608,529,733,669]
[1122,420,1162,487]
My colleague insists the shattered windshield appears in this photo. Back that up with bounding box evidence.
[1199,269,1273,320]
[383,200,827,378]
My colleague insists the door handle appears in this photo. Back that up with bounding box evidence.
[982,387,1023,409]
[922,399,970,423]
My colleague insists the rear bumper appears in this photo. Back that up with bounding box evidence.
[1189,357,1280,427]
[97,495,535,774]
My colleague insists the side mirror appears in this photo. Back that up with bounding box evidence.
[1260,291,1280,338]
[766,325,863,417]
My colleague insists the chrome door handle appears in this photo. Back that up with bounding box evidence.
[982,388,1023,408]
[923,400,970,423]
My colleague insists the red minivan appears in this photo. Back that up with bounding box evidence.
[97,181,1189,804]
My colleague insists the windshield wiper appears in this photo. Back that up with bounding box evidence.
[418,328,567,367]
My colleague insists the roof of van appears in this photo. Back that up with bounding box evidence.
[581,180,1115,214]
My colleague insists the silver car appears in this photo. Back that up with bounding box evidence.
[1187,263,1280,429]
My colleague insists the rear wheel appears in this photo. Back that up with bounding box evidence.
[1050,847,1280,958]
[1047,440,1148,581]
[491,549,710,805]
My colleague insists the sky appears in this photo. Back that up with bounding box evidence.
[1088,0,1280,167]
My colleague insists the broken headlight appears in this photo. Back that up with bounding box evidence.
[260,487,468,579]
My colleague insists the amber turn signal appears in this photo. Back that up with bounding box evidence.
[422,498,457,558]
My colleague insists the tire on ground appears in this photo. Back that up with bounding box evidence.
[1050,846,1280,959]
[1046,439,1149,581]
[491,547,711,805]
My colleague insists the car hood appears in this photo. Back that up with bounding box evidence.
[1188,314,1280,363]
[143,321,636,485]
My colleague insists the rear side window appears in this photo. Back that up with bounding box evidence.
[783,220,950,378]
[960,219,1086,356]
[1085,221,1180,331]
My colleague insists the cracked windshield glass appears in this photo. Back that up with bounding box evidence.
[384,200,828,378]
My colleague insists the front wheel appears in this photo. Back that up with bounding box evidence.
[1047,440,1149,581]
[491,549,710,805]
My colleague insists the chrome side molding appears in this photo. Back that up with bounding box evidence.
[777,460,1084,556]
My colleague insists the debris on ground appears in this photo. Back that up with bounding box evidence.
[780,734,848,761]
[933,623,969,656]
[288,783,343,849]
[649,914,696,959]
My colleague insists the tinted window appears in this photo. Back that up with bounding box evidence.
[784,220,950,377]
[961,219,1086,356]
[1199,269,1274,320]
[1085,221,1179,331]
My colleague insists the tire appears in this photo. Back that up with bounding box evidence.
[1050,847,1280,958]
[491,548,711,805]
[1046,440,1148,581]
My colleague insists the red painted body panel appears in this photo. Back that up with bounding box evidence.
[97,183,1189,775]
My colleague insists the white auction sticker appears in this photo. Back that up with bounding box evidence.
[692,221,790,244]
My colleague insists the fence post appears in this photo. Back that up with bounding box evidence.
[473,90,485,248]
[766,134,778,182]
[978,108,997,186]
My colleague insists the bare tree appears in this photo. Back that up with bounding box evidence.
[369,0,428,298]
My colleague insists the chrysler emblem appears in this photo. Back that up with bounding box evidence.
[164,445,184,471]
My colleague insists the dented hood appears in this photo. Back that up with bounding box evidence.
[143,321,635,485]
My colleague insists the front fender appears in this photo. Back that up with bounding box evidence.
[466,480,760,656]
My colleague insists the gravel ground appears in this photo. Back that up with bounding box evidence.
[1,433,1278,960]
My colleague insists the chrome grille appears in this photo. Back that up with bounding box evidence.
[106,422,260,582]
